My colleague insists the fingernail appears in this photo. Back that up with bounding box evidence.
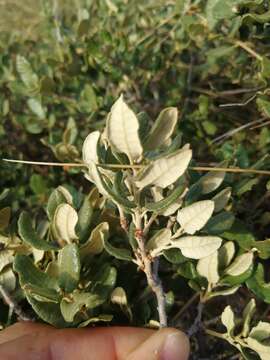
[161,332,189,360]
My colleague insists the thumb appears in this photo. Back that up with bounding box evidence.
[0,322,189,360]
[127,327,190,360]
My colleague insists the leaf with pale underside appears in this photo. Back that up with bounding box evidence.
[80,222,108,258]
[54,204,78,244]
[82,131,100,165]
[60,292,104,322]
[0,250,14,272]
[212,187,232,212]
[199,170,225,194]
[225,252,254,277]
[221,305,235,336]
[111,287,128,306]
[218,241,235,270]
[171,235,222,259]
[143,107,178,151]
[241,299,256,337]
[146,229,171,252]
[85,161,109,196]
[107,95,142,162]
[197,250,219,285]
[135,148,192,189]
[177,200,214,235]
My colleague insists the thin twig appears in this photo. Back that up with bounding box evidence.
[3,159,270,176]
[250,120,270,130]
[211,117,266,144]
[187,301,204,337]
[219,93,257,108]
[235,40,263,61]
[171,292,200,325]
[0,285,34,322]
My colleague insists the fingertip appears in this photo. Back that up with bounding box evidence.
[160,328,190,360]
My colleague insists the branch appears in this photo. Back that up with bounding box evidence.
[134,212,167,328]
[0,285,34,322]
[3,159,270,176]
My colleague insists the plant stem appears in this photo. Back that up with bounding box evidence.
[0,285,33,322]
[134,212,167,328]
[4,159,270,176]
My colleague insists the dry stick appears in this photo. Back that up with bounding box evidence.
[134,212,167,328]
[219,93,257,108]
[0,285,33,322]
[187,301,204,337]
[3,159,270,176]
[211,117,266,144]
[171,292,200,326]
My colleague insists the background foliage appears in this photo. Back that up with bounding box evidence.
[1,0,270,359]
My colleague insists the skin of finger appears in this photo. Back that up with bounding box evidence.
[0,324,189,360]
[0,325,155,360]
[127,328,190,360]
[0,322,53,344]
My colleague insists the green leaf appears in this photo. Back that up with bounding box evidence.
[221,263,254,286]
[30,174,48,195]
[107,94,143,162]
[14,254,59,290]
[98,169,136,209]
[77,195,94,243]
[222,220,256,250]
[212,187,232,212]
[143,107,178,151]
[246,264,270,303]
[163,248,186,264]
[234,178,259,196]
[26,295,66,327]
[145,178,186,213]
[18,212,59,251]
[218,241,235,270]
[16,55,40,95]
[24,284,61,303]
[58,244,81,293]
[135,148,192,189]
[254,240,270,260]
[171,235,222,259]
[206,0,239,29]
[203,212,235,235]
[27,98,46,119]
[104,238,133,261]
[60,292,104,322]
[177,200,214,235]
